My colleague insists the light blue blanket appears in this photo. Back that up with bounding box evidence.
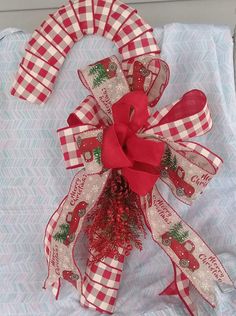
[1,24,236,316]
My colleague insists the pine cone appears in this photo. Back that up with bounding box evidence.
[109,172,130,199]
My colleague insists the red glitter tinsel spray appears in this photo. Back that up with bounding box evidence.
[85,170,146,264]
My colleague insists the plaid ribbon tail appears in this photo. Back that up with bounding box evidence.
[80,250,125,314]
[160,263,197,316]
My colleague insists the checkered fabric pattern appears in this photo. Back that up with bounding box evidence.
[147,58,161,74]
[21,50,57,91]
[11,0,159,104]
[121,31,160,61]
[94,0,115,35]
[179,141,223,171]
[144,58,162,92]
[104,1,136,40]
[40,15,75,55]
[11,65,51,104]
[54,2,83,41]
[175,265,196,316]
[58,124,100,169]
[114,14,152,50]
[73,0,95,34]
[67,95,110,127]
[145,96,212,142]
[27,30,66,68]
[58,94,111,169]
[81,251,124,313]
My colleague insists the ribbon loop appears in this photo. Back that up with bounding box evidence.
[101,90,165,195]
[112,91,149,131]
[158,142,220,204]
[145,89,212,142]
[102,125,132,169]
[67,95,111,128]
[79,56,130,119]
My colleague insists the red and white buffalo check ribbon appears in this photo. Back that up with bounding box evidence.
[11,0,161,105]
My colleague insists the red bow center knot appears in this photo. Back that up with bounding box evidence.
[102,91,165,196]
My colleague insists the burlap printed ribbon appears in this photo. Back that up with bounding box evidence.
[44,56,233,315]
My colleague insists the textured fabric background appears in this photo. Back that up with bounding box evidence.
[0,24,236,316]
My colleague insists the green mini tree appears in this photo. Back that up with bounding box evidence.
[162,146,178,170]
[53,223,70,243]
[169,222,189,243]
[89,63,109,88]
[171,155,177,171]
[162,146,172,166]
[93,147,102,165]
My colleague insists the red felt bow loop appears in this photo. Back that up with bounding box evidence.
[112,91,150,132]
[101,125,132,169]
[102,91,165,195]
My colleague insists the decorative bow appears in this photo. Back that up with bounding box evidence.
[44,56,233,316]
[102,91,164,195]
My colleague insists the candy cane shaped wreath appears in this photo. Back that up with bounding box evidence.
[10,1,234,316]
[11,0,169,106]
